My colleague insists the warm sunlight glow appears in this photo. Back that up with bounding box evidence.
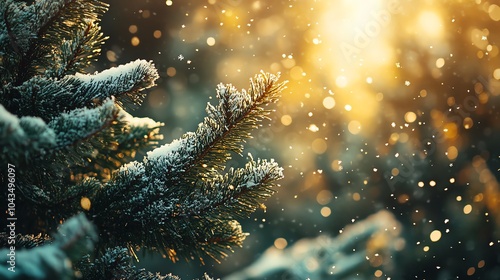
[417,11,443,38]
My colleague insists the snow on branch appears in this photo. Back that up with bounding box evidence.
[181,156,284,220]
[112,109,163,159]
[81,247,180,280]
[49,98,118,148]
[225,210,404,280]
[146,72,286,184]
[1,0,69,55]
[0,0,107,55]
[0,104,56,163]
[12,59,158,121]
[124,157,283,263]
[89,72,286,264]
[46,21,107,78]
[0,213,97,280]
[45,100,162,182]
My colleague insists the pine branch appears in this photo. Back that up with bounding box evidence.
[0,213,97,280]
[1,98,122,169]
[179,157,283,221]
[79,247,180,280]
[1,0,74,56]
[0,104,57,164]
[46,21,107,78]
[225,210,403,280]
[54,213,98,261]
[112,108,164,157]
[44,101,162,182]
[49,98,119,149]
[146,72,285,184]
[90,73,285,263]
[1,0,286,277]
[4,102,159,231]
[0,0,108,85]
[7,59,158,121]
[33,1,108,79]
[68,108,163,181]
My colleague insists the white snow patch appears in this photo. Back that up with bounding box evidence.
[0,105,20,129]
[118,109,160,128]
[118,161,145,175]
[73,59,149,82]
[147,138,183,160]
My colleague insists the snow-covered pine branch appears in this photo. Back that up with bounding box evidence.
[46,21,107,78]
[0,214,97,280]
[90,72,286,264]
[8,59,158,121]
[49,98,119,148]
[1,0,78,55]
[146,72,286,183]
[81,247,182,280]
[225,210,403,280]
[0,104,57,162]
[0,0,108,84]
[186,157,283,220]
[0,0,285,278]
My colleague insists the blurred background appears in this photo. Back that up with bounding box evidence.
[96,0,500,279]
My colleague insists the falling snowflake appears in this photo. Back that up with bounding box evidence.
[178,54,184,61]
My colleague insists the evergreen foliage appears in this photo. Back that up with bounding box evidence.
[224,210,402,279]
[0,0,286,278]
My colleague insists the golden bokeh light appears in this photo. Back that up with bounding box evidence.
[463,117,474,129]
[348,120,362,135]
[436,58,445,68]
[316,189,333,205]
[404,111,417,123]
[311,138,327,154]
[463,204,473,215]
[443,123,458,139]
[467,267,476,276]
[447,146,458,161]
[131,36,140,46]
[489,4,500,21]
[166,67,177,77]
[80,197,91,211]
[153,30,162,39]
[494,68,500,80]
[353,192,361,201]
[281,114,292,126]
[320,206,332,217]
[323,97,336,109]
[274,237,288,250]
[430,230,442,242]
[128,24,138,34]
[335,76,348,88]
[331,160,343,172]
[206,36,216,46]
